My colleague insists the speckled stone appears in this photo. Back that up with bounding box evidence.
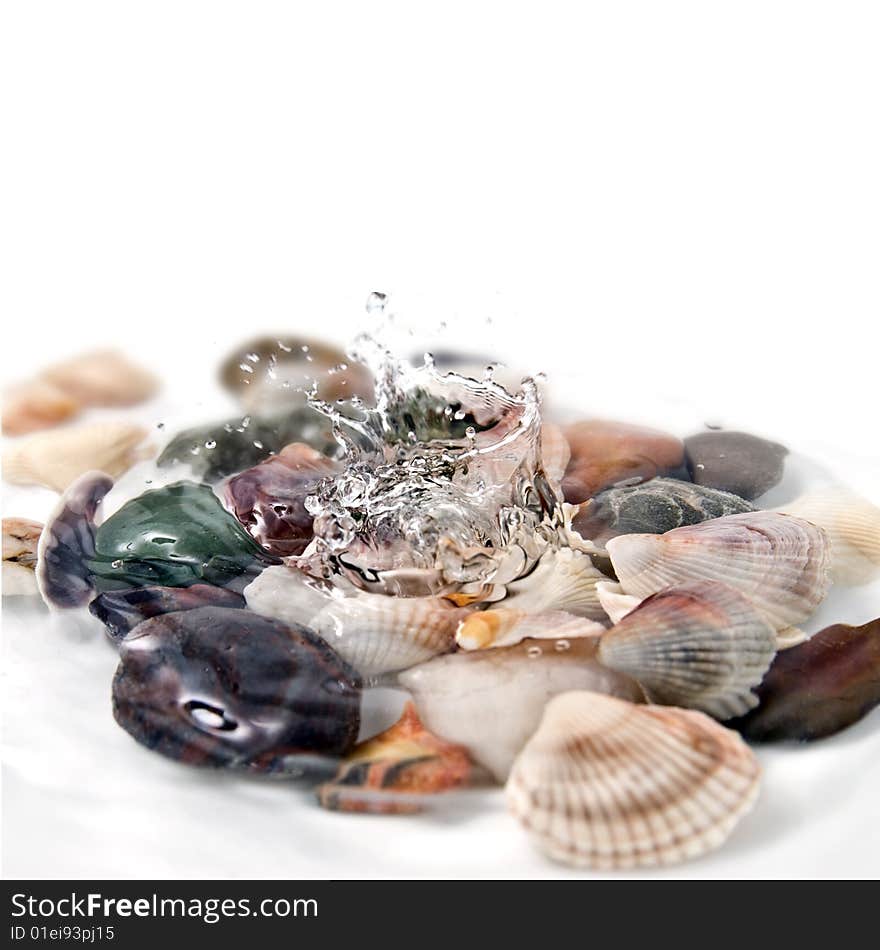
[684,430,788,500]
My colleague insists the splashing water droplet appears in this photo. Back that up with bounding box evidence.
[365,291,388,315]
[204,439,217,449]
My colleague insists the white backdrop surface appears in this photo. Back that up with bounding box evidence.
[1,2,879,879]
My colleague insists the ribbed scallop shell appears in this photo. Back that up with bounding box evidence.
[500,547,607,622]
[456,608,606,651]
[506,691,761,869]
[597,581,777,718]
[606,511,830,638]
[778,488,880,586]
[399,640,645,782]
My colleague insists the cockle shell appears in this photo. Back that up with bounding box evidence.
[684,430,787,501]
[224,442,340,557]
[2,422,152,492]
[777,488,880,586]
[2,380,80,435]
[561,419,687,504]
[455,609,606,651]
[595,580,641,624]
[506,691,761,869]
[606,511,831,642]
[597,581,777,718]
[572,477,755,550]
[244,565,467,677]
[316,702,473,814]
[112,606,361,771]
[500,547,608,622]
[727,618,880,741]
[399,639,645,782]
[42,349,158,406]
[2,518,43,596]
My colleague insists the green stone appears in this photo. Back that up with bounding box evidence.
[89,482,275,592]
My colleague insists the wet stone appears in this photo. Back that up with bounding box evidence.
[684,430,788,500]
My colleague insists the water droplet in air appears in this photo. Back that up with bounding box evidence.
[365,291,388,314]
[156,422,165,430]
[253,440,264,449]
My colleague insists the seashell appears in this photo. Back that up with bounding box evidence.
[572,477,755,549]
[2,518,43,596]
[156,408,338,482]
[561,419,688,504]
[506,691,761,869]
[224,442,340,557]
[2,422,153,492]
[89,481,278,595]
[42,349,158,406]
[316,702,473,814]
[2,380,80,435]
[595,580,641,624]
[112,606,361,771]
[606,511,831,643]
[684,430,787,500]
[399,639,645,782]
[456,608,606,651]
[36,472,113,608]
[777,488,880,586]
[90,583,246,642]
[220,336,373,414]
[244,564,466,677]
[597,581,777,718]
[500,547,608,622]
[726,618,880,741]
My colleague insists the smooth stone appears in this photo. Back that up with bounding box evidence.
[112,606,362,771]
[684,430,788,500]
[726,618,880,741]
[90,481,278,593]
[573,477,755,547]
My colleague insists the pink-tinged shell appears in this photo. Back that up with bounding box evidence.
[2,380,80,435]
[506,691,761,869]
[456,608,606,651]
[42,350,158,406]
[606,511,831,637]
[561,419,686,504]
[597,581,777,718]
[316,702,473,814]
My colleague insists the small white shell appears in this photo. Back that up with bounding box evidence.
[501,547,608,621]
[399,640,645,782]
[506,691,761,869]
[245,564,466,677]
[596,580,642,624]
[778,488,880,586]
[2,422,152,492]
[455,608,606,651]
[606,511,830,640]
[597,581,777,718]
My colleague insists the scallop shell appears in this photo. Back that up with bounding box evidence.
[595,580,641,624]
[399,639,645,782]
[456,608,606,651]
[2,380,80,435]
[36,471,114,608]
[2,518,43,596]
[500,547,608,622]
[606,511,831,641]
[597,581,777,718]
[3,422,152,492]
[42,350,158,406]
[777,488,880,586]
[506,691,761,869]
[244,564,466,677]
[316,702,473,814]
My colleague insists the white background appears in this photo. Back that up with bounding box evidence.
[1,2,879,879]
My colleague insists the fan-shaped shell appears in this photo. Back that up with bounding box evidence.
[42,349,158,406]
[506,691,761,869]
[399,640,645,782]
[456,608,605,651]
[597,581,777,718]
[606,511,830,639]
[500,547,608,622]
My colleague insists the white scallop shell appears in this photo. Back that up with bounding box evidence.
[777,488,880,586]
[506,691,761,869]
[455,608,606,651]
[606,511,830,640]
[399,640,645,782]
[597,581,777,718]
[500,547,607,621]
